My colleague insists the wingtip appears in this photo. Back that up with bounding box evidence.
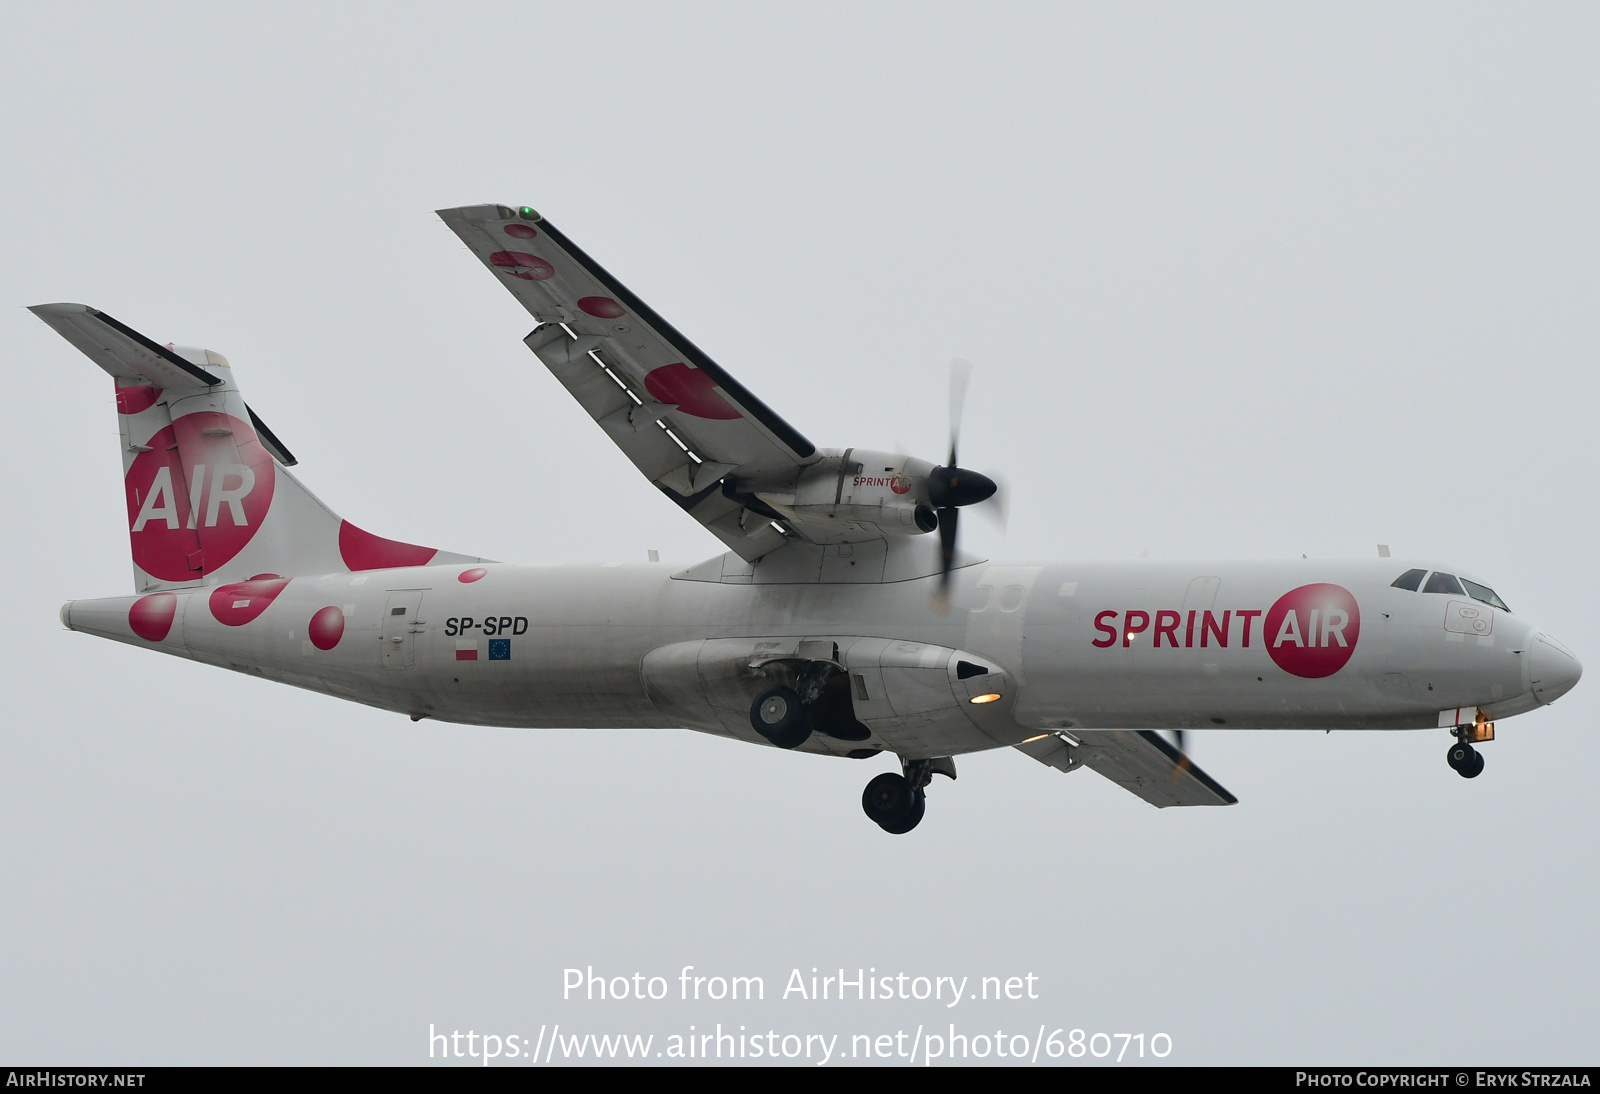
[435,203,542,224]
[27,302,94,318]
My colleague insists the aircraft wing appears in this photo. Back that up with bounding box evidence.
[437,204,820,561]
[1016,730,1238,808]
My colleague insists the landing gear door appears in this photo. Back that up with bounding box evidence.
[382,591,426,670]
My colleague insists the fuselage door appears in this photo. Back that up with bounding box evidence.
[382,591,426,670]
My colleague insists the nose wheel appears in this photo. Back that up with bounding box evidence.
[1447,739,1485,779]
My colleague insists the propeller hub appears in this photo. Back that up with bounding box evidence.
[926,467,997,509]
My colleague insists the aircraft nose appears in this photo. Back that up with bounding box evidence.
[1529,633,1583,705]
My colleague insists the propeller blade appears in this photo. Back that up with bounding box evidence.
[931,358,999,612]
[932,505,959,612]
[939,507,958,581]
[949,357,972,465]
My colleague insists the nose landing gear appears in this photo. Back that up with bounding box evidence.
[1447,740,1484,778]
[1446,723,1490,779]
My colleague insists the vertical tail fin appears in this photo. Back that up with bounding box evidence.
[34,304,483,591]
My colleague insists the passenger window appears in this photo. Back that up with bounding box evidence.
[1391,568,1426,591]
[1422,572,1466,595]
[1462,579,1511,612]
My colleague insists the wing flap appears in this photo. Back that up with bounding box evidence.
[527,324,690,485]
[523,325,786,561]
[1015,731,1083,773]
[1016,730,1237,808]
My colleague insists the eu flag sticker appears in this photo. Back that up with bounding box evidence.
[488,639,511,661]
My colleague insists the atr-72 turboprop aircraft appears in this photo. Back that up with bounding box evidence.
[40,202,1583,833]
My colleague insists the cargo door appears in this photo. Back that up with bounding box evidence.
[382,591,426,670]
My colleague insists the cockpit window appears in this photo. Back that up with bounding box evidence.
[1462,578,1511,612]
[1391,568,1426,591]
[1422,571,1466,595]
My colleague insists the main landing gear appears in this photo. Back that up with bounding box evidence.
[1446,723,1490,779]
[749,664,873,752]
[862,772,925,834]
[751,685,810,750]
[860,757,956,834]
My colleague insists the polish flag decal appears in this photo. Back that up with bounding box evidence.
[455,640,479,661]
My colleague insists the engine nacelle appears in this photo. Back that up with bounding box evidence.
[751,449,938,543]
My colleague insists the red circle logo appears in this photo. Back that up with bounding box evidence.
[209,575,290,626]
[1264,583,1361,678]
[115,383,161,415]
[890,475,912,495]
[578,296,626,318]
[308,606,345,650]
[125,414,276,581]
[489,251,554,280]
[128,592,177,642]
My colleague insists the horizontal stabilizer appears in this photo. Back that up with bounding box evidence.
[30,303,221,388]
[1017,730,1237,808]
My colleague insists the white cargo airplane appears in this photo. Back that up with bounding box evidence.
[39,203,1582,833]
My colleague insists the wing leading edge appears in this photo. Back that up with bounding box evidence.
[437,203,820,561]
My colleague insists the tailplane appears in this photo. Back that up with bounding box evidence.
[34,303,483,591]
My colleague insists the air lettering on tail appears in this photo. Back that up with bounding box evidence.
[124,413,276,580]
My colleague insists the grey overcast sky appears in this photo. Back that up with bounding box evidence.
[2,1,1596,1066]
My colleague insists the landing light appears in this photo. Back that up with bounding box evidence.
[1020,732,1049,743]
[970,693,1002,705]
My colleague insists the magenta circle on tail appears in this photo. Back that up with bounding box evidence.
[339,521,438,571]
[125,414,277,582]
[308,606,345,650]
[115,383,161,415]
[128,593,177,642]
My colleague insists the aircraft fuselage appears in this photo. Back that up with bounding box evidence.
[62,554,1577,762]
